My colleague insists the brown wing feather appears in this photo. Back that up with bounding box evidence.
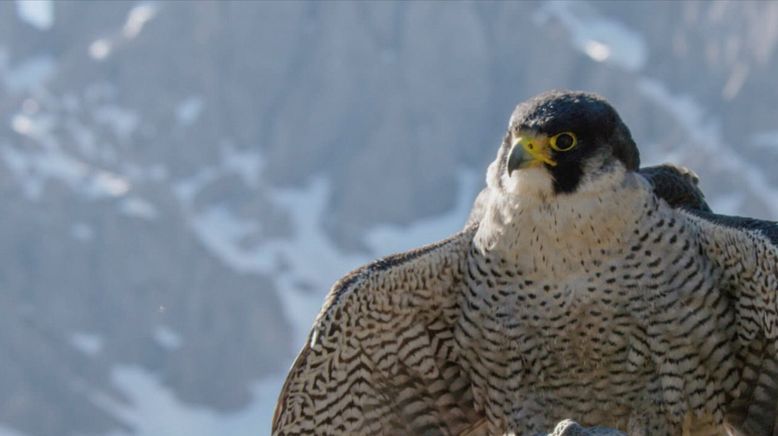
[641,164,778,435]
[272,226,482,435]
[681,211,778,436]
[275,163,776,435]
[638,164,711,212]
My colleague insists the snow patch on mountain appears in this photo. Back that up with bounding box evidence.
[1,145,131,200]
[95,366,281,436]
[93,105,139,142]
[171,147,354,346]
[0,424,28,436]
[176,97,204,127]
[71,222,95,242]
[0,55,56,95]
[15,0,54,31]
[751,130,778,150]
[182,176,367,347]
[273,171,478,346]
[222,147,263,188]
[173,146,262,205]
[122,3,158,40]
[86,2,158,63]
[365,169,480,254]
[171,166,478,434]
[264,178,371,347]
[70,332,103,356]
[89,39,112,61]
[534,1,647,72]
[123,163,168,183]
[0,77,147,206]
[176,151,478,348]
[153,326,182,350]
[10,113,54,143]
[637,78,778,217]
[120,196,158,220]
[173,170,218,206]
[188,206,263,269]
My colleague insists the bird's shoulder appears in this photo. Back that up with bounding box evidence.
[638,162,776,248]
[682,208,778,247]
[638,163,710,212]
[675,207,778,435]
[315,223,477,326]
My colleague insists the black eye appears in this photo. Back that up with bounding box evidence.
[550,132,577,151]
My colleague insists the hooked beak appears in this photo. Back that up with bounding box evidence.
[507,134,557,174]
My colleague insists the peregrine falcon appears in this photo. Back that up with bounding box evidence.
[272,91,778,435]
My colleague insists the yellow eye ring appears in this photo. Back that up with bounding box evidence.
[549,132,577,151]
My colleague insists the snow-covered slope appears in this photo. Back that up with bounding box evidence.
[0,2,776,436]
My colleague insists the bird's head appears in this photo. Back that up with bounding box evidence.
[489,90,639,198]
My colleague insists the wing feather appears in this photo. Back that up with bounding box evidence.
[641,164,778,435]
[683,211,778,341]
[272,226,482,435]
[273,163,776,435]
[681,210,778,435]
[639,164,711,212]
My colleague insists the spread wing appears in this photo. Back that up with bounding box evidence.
[681,209,778,436]
[641,164,778,435]
[273,164,774,435]
[272,226,482,435]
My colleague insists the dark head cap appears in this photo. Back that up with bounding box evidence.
[509,90,640,171]
[501,90,640,194]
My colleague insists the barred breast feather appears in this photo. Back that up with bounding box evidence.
[273,163,778,436]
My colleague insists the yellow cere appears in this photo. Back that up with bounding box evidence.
[514,134,558,167]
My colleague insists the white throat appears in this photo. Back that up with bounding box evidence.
[474,165,650,263]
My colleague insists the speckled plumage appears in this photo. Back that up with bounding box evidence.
[273,91,778,436]
[462,168,745,434]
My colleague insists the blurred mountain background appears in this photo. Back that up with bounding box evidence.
[0,1,777,435]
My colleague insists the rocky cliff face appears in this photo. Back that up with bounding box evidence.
[0,2,776,435]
